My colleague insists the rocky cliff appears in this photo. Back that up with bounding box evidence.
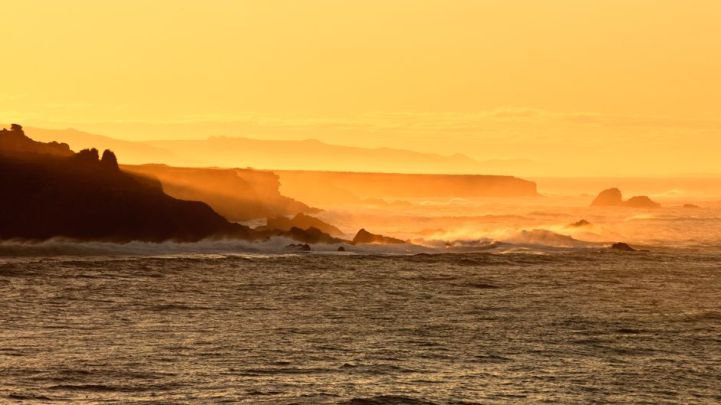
[123,164,314,222]
[274,170,539,206]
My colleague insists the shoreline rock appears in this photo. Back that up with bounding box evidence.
[610,242,636,252]
[352,229,406,245]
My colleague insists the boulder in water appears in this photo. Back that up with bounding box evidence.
[610,242,635,252]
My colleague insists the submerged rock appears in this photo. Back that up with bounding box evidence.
[610,242,636,252]
[337,246,346,252]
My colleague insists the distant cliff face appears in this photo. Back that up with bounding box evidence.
[274,170,539,206]
[122,165,314,222]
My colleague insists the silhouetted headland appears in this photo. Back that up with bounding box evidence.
[123,164,314,221]
[0,125,340,243]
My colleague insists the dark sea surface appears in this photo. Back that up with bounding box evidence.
[1,249,720,404]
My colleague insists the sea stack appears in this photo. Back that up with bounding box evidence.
[591,188,661,208]
[591,188,623,207]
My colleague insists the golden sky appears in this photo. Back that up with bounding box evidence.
[2,1,721,175]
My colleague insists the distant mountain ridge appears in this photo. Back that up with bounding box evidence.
[24,126,179,163]
[25,126,541,175]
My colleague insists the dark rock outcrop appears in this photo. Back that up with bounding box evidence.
[262,213,343,236]
[610,242,636,252]
[352,229,406,245]
[101,149,119,170]
[0,157,250,242]
[0,126,273,242]
[0,124,72,157]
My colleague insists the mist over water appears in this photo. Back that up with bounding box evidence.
[311,193,721,251]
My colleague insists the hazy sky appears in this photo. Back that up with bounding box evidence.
[2,1,721,175]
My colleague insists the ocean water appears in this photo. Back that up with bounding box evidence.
[1,248,720,404]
